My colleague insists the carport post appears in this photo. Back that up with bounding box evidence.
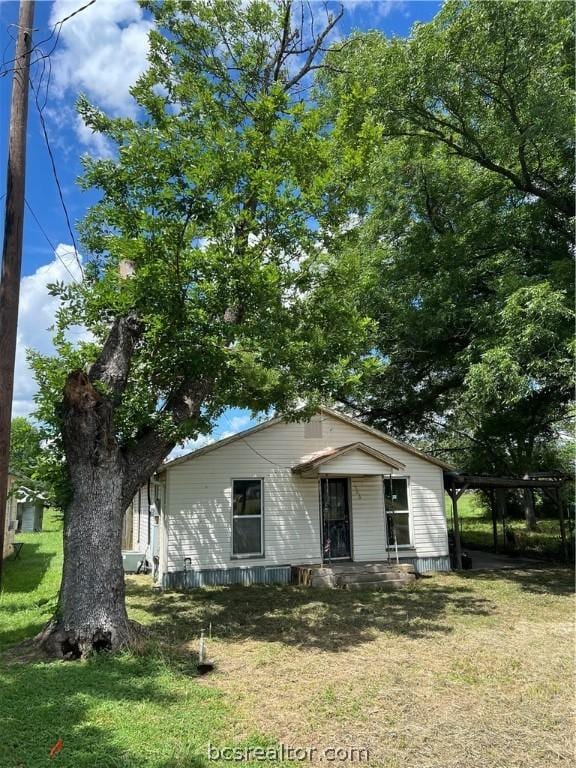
[555,487,568,563]
[450,481,463,570]
[489,489,498,550]
[495,489,507,549]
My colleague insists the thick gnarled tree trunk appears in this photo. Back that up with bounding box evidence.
[38,464,136,658]
[36,369,143,658]
[36,313,207,658]
[36,318,173,658]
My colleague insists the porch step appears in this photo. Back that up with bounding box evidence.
[336,570,415,586]
[295,562,417,589]
[342,577,415,591]
[331,563,415,576]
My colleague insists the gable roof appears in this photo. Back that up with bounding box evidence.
[163,406,454,471]
[291,442,406,475]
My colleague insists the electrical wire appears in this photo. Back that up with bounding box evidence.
[1,2,94,279]
[29,75,84,278]
[0,0,97,79]
[24,197,79,283]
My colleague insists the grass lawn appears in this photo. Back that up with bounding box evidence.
[445,492,572,559]
[0,510,574,767]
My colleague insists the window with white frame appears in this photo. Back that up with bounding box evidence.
[384,478,411,547]
[232,479,263,557]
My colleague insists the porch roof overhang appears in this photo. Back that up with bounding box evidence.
[291,442,405,478]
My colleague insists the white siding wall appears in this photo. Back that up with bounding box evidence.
[131,489,150,551]
[165,413,448,573]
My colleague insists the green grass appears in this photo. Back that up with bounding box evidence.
[0,512,273,768]
[0,510,574,767]
[0,509,63,650]
[445,492,572,558]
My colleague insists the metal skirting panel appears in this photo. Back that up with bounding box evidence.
[403,556,451,574]
[163,565,292,589]
[163,559,449,589]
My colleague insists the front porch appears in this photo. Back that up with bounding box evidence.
[292,441,413,565]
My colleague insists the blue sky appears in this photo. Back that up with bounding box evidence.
[0,0,440,450]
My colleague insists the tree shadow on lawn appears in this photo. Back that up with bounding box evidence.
[2,540,57,594]
[0,652,220,768]
[455,565,575,597]
[127,579,493,652]
[0,603,58,654]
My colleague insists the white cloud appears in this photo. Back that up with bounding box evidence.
[222,414,253,434]
[49,0,154,150]
[343,0,407,20]
[74,114,115,159]
[13,245,85,418]
[167,435,215,461]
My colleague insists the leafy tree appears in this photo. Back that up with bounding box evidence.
[9,417,43,480]
[33,0,371,657]
[321,0,574,516]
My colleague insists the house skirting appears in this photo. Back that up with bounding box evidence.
[162,556,450,589]
[163,564,292,589]
[401,555,451,574]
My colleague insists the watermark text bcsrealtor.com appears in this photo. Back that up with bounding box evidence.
[207,743,370,762]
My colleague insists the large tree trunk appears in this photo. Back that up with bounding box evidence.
[36,315,205,658]
[36,369,144,658]
[37,464,138,659]
[36,365,159,658]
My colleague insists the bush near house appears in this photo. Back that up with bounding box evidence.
[0,510,573,768]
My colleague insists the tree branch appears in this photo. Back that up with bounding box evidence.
[283,3,343,91]
[88,312,141,405]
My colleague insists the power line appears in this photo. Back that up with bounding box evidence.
[0,0,96,79]
[24,197,79,283]
[220,410,294,468]
[29,75,84,278]
[1,1,93,279]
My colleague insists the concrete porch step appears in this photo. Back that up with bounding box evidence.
[298,562,417,589]
[331,562,415,576]
[342,577,415,591]
[336,570,415,586]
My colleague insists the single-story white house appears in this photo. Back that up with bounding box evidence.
[122,407,453,587]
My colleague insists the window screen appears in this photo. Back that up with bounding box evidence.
[232,479,263,556]
[384,478,411,546]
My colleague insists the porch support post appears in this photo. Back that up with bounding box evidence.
[381,474,391,564]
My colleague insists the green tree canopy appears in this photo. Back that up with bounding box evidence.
[321,0,574,474]
[33,0,371,479]
[31,0,373,657]
[9,417,43,480]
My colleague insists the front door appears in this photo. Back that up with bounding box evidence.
[320,478,351,560]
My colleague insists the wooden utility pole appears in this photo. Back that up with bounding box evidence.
[0,0,35,591]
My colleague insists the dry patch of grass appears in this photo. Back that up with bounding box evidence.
[128,568,574,768]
